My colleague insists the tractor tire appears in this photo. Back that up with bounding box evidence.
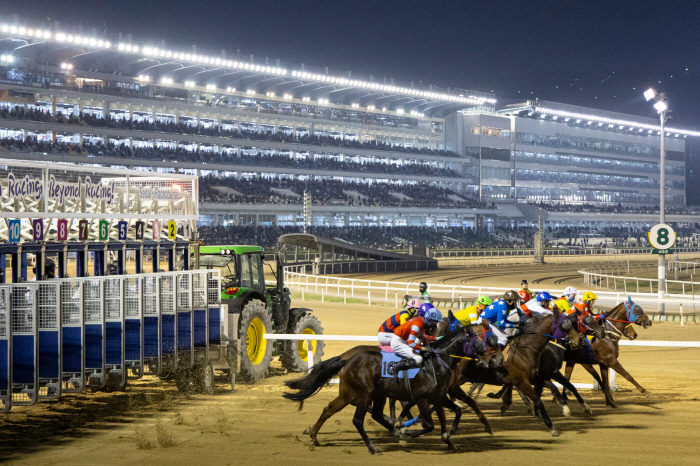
[192,364,215,394]
[281,314,325,373]
[239,300,274,381]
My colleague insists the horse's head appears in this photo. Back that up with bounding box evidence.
[568,312,605,339]
[552,308,581,346]
[435,316,451,338]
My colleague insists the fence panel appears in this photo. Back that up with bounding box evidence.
[0,287,11,411]
[11,284,37,406]
[37,282,60,400]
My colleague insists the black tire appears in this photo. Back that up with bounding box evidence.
[281,314,325,372]
[192,364,214,394]
[239,300,274,381]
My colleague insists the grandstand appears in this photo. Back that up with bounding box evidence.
[0,16,699,238]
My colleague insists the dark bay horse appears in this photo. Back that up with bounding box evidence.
[283,327,487,454]
[563,300,652,407]
[495,312,605,416]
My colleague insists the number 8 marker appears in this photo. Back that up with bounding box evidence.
[648,223,677,250]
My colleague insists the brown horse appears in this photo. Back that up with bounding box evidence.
[563,300,652,407]
[284,327,489,454]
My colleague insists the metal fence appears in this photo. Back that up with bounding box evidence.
[0,269,222,413]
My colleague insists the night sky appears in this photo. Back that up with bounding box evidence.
[2,0,699,127]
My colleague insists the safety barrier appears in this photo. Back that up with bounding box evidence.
[283,267,700,313]
[263,334,700,391]
[0,269,226,413]
[580,264,700,296]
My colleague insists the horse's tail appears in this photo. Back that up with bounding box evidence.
[283,356,347,403]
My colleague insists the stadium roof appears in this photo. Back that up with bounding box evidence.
[499,99,700,138]
[0,16,495,118]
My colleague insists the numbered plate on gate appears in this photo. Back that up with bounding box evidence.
[57,219,69,241]
[98,220,109,241]
[117,220,128,240]
[648,224,677,250]
[78,219,89,241]
[135,221,145,240]
[8,219,21,242]
[32,219,44,241]
[167,220,177,239]
[152,221,161,240]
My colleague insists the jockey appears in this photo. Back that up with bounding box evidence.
[553,286,578,314]
[475,291,520,347]
[452,295,492,327]
[391,308,442,370]
[417,302,435,318]
[419,282,430,302]
[378,298,422,345]
[518,279,535,302]
[521,291,553,316]
[571,291,598,318]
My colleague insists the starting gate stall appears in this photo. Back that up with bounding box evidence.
[0,159,234,412]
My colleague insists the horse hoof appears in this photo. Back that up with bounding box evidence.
[303,427,310,434]
[582,402,593,415]
[551,429,560,437]
[526,406,535,416]
[308,445,316,451]
[370,447,383,455]
[399,440,408,447]
[399,427,408,436]
[487,392,499,399]
[447,443,458,452]
[484,423,494,435]
[643,391,653,397]
[562,405,571,417]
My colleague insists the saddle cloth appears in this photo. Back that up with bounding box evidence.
[380,351,420,379]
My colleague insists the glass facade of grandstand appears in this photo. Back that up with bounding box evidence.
[0,21,697,232]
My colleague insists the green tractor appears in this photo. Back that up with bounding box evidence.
[196,245,324,380]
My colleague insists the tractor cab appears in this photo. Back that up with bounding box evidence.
[195,244,321,379]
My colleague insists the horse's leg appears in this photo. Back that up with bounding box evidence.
[500,384,513,415]
[550,370,592,415]
[449,386,493,435]
[532,379,547,418]
[515,387,534,415]
[562,362,576,397]
[396,401,417,427]
[400,400,435,439]
[608,359,651,396]
[579,363,604,387]
[389,399,396,425]
[515,380,559,436]
[434,401,457,451]
[440,395,463,438]
[468,382,485,398]
[487,384,509,399]
[599,363,617,408]
[309,395,350,446]
[371,395,398,436]
[352,398,381,455]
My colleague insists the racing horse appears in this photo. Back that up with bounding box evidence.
[283,327,490,454]
[563,298,652,407]
[336,320,502,436]
[434,309,580,435]
[494,312,605,416]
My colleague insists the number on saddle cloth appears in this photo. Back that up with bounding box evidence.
[380,351,420,379]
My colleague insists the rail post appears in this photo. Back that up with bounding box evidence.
[321,287,324,303]
[344,289,347,304]
[395,291,398,308]
[681,303,684,327]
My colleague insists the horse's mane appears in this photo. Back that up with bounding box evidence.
[432,326,471,349]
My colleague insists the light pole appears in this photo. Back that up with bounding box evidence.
[644,88,669,313]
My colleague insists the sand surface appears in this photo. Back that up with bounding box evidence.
[2,265,700,465]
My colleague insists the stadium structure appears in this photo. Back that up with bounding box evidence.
[0,16,698,238]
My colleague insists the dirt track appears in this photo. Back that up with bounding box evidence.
[3,266,700,465]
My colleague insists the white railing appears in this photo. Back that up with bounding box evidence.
[263,333,700,390]
[283,266,700,313]
[580,264,700,297]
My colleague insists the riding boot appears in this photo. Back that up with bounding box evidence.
[394,358,420,372]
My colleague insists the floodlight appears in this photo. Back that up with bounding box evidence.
[653,100,668,113]
[644,88,657,101]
